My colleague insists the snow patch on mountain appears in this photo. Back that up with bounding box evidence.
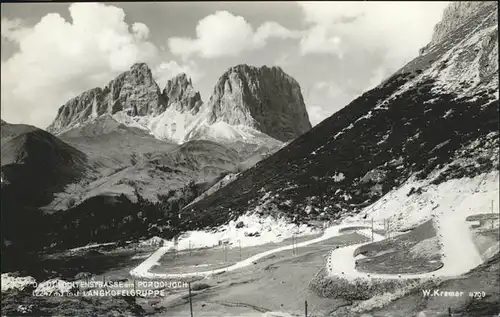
[1,274,36,292]
[382,6,498,108]
[49,64,309,147]
[112,106,281,145]
[144,213,320,251]
[345,170,499,232]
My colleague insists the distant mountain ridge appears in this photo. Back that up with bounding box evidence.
[47,63,311,145]
[1,61,314,253]
[10,62,313,216]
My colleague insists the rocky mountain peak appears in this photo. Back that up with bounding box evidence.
[47,62,312,145]
[420,1,497,55]
[47,63,167,134]
[163,73,203,114]
[130,62,150,71]
[103,62,165,116]
[207,64,312,142]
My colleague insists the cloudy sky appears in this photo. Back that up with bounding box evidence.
[1,1,449,129]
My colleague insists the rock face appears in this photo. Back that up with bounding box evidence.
[47,63,311,144]
[48,63,167,134]
[207,65,312,142]
[420,1,497,54]
[162,73,203,114]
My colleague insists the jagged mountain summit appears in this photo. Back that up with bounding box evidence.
[420,1,495,55]
[2,62,312,240]
[48,63,167,134]
[1,61,313,252]
[184,1,499,229]
[207,65,312,142]
[162,73,203,114]
[22,62,314,214]
[48,63,311,145]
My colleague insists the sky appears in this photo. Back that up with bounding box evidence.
[1,1,449,129]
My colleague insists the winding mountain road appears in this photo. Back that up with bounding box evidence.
[326,208,484,280]
[130,209,484,280]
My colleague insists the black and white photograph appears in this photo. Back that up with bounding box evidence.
[1,1,499,316]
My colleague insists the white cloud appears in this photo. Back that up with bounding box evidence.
[297,1,449,65]
[168,10,301,59]
[364,66,389,91]
[132,22,150,40]
[154,60,204,89]
[1,18,30,42]
[275,53,290,67]
[300,25,343,57]
[303,81,342,125]
[305,79,367,125]
[254,21,304,47]
[0,3,179,129]
[314,81,342,99]
[307,105,334,126]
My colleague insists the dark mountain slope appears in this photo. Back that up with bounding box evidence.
[1,121,88,209]
[183,2,499,230]
[1,121,90,254]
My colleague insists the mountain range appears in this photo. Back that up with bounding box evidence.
[1,1,498,257]
[1,63,311,254]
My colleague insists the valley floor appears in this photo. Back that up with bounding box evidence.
[2,171,499,316]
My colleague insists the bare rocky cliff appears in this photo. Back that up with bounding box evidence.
[420,1,497,55]
[47,63,312,144]
[47,63,167,134]
[162,73,203,114]
[207,65,312,142]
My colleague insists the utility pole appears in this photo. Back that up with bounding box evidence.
[304,300,308,317]
[371,218,374,242]
[387,218,390,239]
[239,240,242,260]
[174,236,178,259]
[188,282,193,317]
[223,243,227,263]
[491,200,494,229]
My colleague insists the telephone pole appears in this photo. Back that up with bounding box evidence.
[292,234,297,255]
[223,243,227,262]
[492,200,495,229]
[387,218,390,238]
[371,218,374,242]
[188,282,193,317]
